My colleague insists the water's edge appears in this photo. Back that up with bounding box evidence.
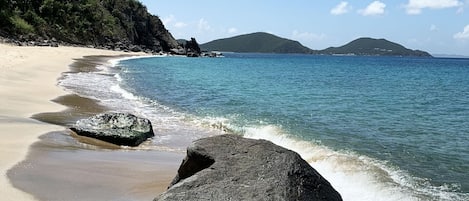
[8,55,183,201]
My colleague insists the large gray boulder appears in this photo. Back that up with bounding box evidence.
[70,113,154,147]
[155,134,342,201]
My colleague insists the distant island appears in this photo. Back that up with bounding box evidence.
[200,32,314,54]
[201,32,432,57]
[320,38,432,57]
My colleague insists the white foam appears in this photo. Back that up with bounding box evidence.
[241,124,465,201]
[108,54,168,68]
[114,74,123,82]
[61,55,467,200]
[95,64,107,71]
[110,84,137,100]
[191,116,232,133]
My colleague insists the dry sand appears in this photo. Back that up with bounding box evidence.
[0,43,148,200]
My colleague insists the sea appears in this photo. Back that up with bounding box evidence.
[59,53,469,201]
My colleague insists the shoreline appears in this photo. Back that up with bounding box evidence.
[0,43,178,200]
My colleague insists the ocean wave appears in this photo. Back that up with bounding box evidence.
[187,115,467,201]
[242,124,468,201]
[59,64,210,152]
[110,84,138,100]
[108,54,168,68]
[60,56,468,201]
[114,74,123,82]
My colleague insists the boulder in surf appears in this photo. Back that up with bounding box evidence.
[70,112,154,147]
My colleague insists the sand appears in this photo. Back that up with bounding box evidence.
[0,43,150,200]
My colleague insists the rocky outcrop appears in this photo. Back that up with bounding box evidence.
[0,0,179,53]
[70,113,154,147]
[155,134,342,201]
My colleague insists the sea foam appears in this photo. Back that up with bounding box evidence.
[164,111,465,200]
[60,55,468,201]
[110,84,137,100]
[240,124,464,201]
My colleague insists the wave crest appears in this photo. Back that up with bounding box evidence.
[214,123,465,201]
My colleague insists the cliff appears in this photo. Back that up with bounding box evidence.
[0,0,179,52]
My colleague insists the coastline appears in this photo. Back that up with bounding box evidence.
[0,43,170,200]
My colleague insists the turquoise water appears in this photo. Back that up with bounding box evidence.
[61,53,469,200]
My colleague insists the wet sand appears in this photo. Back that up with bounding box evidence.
[0,43,182,200]
[8,131,181,201]
[12,89,183,201]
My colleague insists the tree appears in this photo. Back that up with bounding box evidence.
[0,0,178,51]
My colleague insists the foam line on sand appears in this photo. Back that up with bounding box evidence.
[0,43,143,200]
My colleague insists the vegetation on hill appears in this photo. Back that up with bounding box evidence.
[0,0,178,52]
[200,32,314,54]
[319,37,432,57]
[1,0,431,57]
[201,33,431,57]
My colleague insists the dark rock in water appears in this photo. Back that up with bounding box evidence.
[70,113,154,147]
[155,134,342,201]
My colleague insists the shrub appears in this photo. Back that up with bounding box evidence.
[24,10,47,35]
[9,15,34,34]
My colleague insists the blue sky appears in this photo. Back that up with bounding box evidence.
[141,0,469,55]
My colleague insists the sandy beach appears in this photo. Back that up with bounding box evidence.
[0,43,179,200]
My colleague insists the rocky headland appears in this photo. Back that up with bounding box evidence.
[0,0,205,55]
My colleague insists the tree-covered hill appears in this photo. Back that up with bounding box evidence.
[0,0,179,52]
[200,32,315,54]
[319,37,432,57]
[201,32,431,57]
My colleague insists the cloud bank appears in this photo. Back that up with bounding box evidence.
[454,24,469,39]
[331,1,351,15]
[359,1,386,16]
[405,0,463,14]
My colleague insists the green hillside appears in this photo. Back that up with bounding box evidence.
[319,37,432,57]
[200,32,314,54]
[0,0,179,52]
[201,33,431,57]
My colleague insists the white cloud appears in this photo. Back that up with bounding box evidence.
[198,18,211,32]
[405,0,463,15]
[228,27,238,34]
[292,30,326,42]
[162,15,187,29]
[454,24,469,39]
[359,1,386,16]
[174,22,187,28]
[430,24,438,31]
[331,1,351,15]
